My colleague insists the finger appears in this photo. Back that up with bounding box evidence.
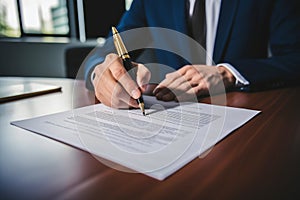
[177,65,191,75]
[159,91,176,101]
[92,53,122,89]
[153,84,176,101]
[93,64,138,108]
[154,86,174,100]
[93,66,113,104]
[104,53,141,99]
[100,81,138,109]
[178,65,204,83]
[100,71,138,108]
[110,81,139,108]
[162,80,194,101]
[135,63,151,92]
[156,74,191,101]
[175,85,205,102]
[177,64,200,74]
[109,59,141,100]
[153,71,181,94]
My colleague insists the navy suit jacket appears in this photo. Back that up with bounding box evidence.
[84,0,300,91]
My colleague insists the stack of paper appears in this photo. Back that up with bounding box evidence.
[12,96,260,180]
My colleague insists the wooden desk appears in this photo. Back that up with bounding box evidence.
[1,77,299,200]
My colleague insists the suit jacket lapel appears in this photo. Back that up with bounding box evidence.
[213,0,240,62]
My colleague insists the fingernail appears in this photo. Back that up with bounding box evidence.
[153,86,160,95]
[131,89,140,99]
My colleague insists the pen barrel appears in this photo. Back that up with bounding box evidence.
[122,57,144,104]
[122,58,137,81]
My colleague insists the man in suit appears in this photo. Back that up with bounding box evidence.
[84,0,300,109]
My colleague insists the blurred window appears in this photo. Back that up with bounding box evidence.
[0,0,21,37]
[19,0,69,35]
[0,0,69,37]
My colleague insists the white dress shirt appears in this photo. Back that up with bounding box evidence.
[189,0,249,85]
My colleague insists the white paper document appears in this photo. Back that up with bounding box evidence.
[11,96,260,180]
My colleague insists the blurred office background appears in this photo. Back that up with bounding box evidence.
[0,0,133,78]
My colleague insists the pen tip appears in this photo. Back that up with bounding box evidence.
[138,102,145,116]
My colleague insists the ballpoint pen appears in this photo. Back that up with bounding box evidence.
[112,26,146,116]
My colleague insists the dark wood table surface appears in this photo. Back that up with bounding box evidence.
[0,77,299,200]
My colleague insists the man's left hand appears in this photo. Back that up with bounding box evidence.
[153,65,236,102]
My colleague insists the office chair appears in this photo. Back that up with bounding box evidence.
[64,46,94,79]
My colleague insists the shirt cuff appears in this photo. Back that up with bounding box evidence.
[91,71,96,85]
[217,63,250,86]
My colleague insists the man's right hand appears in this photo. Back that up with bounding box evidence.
[92,53,150,109]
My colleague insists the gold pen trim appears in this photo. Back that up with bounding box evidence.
[112,27,130,59]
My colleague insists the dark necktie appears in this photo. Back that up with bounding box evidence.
[188,0,207,50]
